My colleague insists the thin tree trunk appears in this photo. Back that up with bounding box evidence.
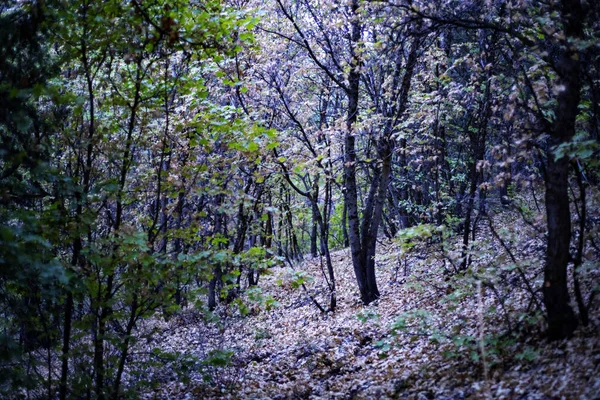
[112,297,138,399]
[461,49,492,270]
[344,0,372,303]
[461,161,478,270]
[342,201,349,247]
[310,173,322,261]
[59,273,75,400]
[572,165,588,326]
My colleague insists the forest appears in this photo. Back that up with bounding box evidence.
[1,0,599,398]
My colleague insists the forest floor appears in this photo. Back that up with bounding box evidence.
[135,212,600,399]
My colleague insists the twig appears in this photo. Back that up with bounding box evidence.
[485,213,543,312]
[285,258,327,313]
[477,280,491,398]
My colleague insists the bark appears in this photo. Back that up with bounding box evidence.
[460,162,478,270]
[93,275,113,400]
[350,19,421,304]
[460,36,493,270]
[310,179,319,257]
[94,59,141,398]
[344,0,371,303]
[310,216,318,257]
[208,266,221,311]
[59,291,73,399]
[209,195,226,310]
[342,201,349,247]
[542,0,585,340]
[362,139,392,300]
[572,164,588,326]
[544,151,577,340]
[276,157,336,310]
[112,297,138,399]
[274,0,418,304]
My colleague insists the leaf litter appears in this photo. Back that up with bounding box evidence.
[133,212,600,399]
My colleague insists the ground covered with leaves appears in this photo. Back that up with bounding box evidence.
[132,211,600,400]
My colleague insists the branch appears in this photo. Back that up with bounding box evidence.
[484,213,543,312]
[274,0,349,92]
[273,148,311,198]
[369,0,535,47]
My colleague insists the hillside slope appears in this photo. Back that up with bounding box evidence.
[139,214,600,399]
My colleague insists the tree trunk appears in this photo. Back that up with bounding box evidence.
[460,44,493,270]
[112,297,138,399]
[311,181,336,311]
[362,140,393,300]
[208,264,222,311]
[542,0,585,340]
[59,287,74,400]
[342,201,349,247]
[460,160,478,270]
[544,148,578,339]
[344,0,374,304]
[310,178,319,257]
[345,9,421,304]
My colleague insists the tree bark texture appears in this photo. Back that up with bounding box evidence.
[542,0,585,340]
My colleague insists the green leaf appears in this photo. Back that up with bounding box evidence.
[202,349,234,367]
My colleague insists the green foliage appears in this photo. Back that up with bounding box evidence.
[198,349,235,386]
[356,309,380,323]
[374,339,392,358]
[290,270,313,289]
[553,131,599,166]
[391,309,433,334]
[234,286,280,316]
[203,349,234,368]
[396,224,439,251]
[0,0,263,396]
[254,327,272,340]
[515,346,539,362]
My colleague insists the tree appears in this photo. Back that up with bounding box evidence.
[389,0,596,339]
[1,0,260,397]
[267,0,426,304]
